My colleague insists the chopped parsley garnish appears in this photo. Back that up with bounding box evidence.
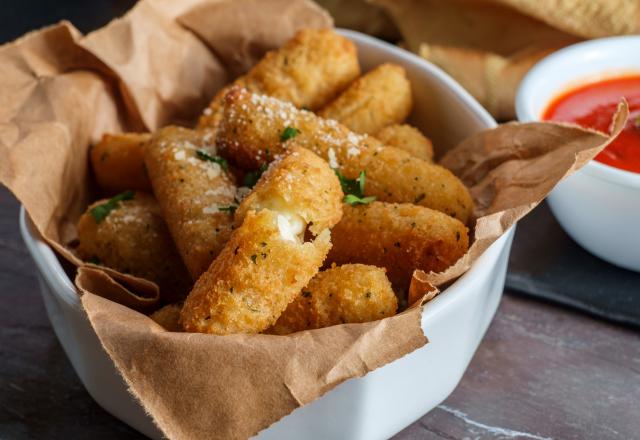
[218,204,238,214]
[89,190,135,223]
[334,170,376,206]
[196,150,228,170]
[343,194,376,205]
[243,163,268,188]
[280,126,301,142]
[635,115,640,129]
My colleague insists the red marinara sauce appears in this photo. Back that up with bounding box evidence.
[543,75,640,174]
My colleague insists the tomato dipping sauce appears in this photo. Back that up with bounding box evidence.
[543,75,640,174]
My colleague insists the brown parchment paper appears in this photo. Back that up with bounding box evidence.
[0,0,629,438]
[365,0,640,119]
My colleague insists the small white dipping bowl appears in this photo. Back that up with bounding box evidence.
[516,36,640,273]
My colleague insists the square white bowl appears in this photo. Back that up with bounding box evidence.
[19,29,513,439]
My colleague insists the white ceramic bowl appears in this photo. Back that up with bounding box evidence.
[516,36,640,273]
[20,29,511,440]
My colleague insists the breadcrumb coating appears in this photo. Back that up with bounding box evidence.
[269,264,397,335]
[91,133,151,194]
[145,126,237,279]
[319,63,412,135]
[197,28,360,129]
[235,146,343,235]
[327,202,469,290]
[77,192,192,303]
[375,124,434,162]
[217,88,473,223]
[180,210,332,335]
[149,303,183,332]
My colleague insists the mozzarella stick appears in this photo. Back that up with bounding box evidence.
[149,303,183,332]
[77,192,192,303]
[181,148,342,334]
[91,133,151,193]
[319,64,412,135]
[145,126,237,280]
[197,28,360,130]
[181,210,331,335]
[269,264,397,335]
[217,88,473,223]
[327,202,469,290]
[235,146,343,235]
[375,124,434,162]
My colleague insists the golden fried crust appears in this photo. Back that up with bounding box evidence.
[319,64,412,135]
[149,303,183,332]
[91,133,151,194]
[180,210,332,335]
[197,28,360,129]
[77,192,192,303]
[269,264,397,335]
[236,147,343,235]
[375,124,434,162]
[145,126,237,280]
[327,202,469,290]
[217,88,473,223]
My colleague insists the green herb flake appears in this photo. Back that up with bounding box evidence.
[243,163,268,188]
[280,126,301,142]
[334,170,376,206]
[89,190,135,223]
[302,291,312,298]
[635,115,640,129]
[88,255,101,265]
[250,254,257,264]
[343,194,377,205]
[218,204,238,214]
[196,150,228,170]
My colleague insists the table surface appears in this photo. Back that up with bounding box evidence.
[1,187,639,439]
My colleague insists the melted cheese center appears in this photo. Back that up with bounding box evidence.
[277,213,305,243]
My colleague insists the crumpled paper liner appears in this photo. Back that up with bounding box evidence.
[81,292,425,439]
[410,106,627,290]
[365,0,639,119]
[0,0,628,438]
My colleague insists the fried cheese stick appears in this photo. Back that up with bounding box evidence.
[269,264,397,335]
[235,147,343,235]
[149,303,183,332]
[77,192,192,303]
[91,133,151,193]
[327,202,469,290]
[319,63,412,135]
[197,28,360,130]
[375,124,434,162]
[180,148,343,335]
[217,88,473,223]
[145,126,237,280]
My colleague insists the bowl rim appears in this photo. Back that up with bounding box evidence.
[515,35,640,189]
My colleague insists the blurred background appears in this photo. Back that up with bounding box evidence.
[4,0,639,122]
